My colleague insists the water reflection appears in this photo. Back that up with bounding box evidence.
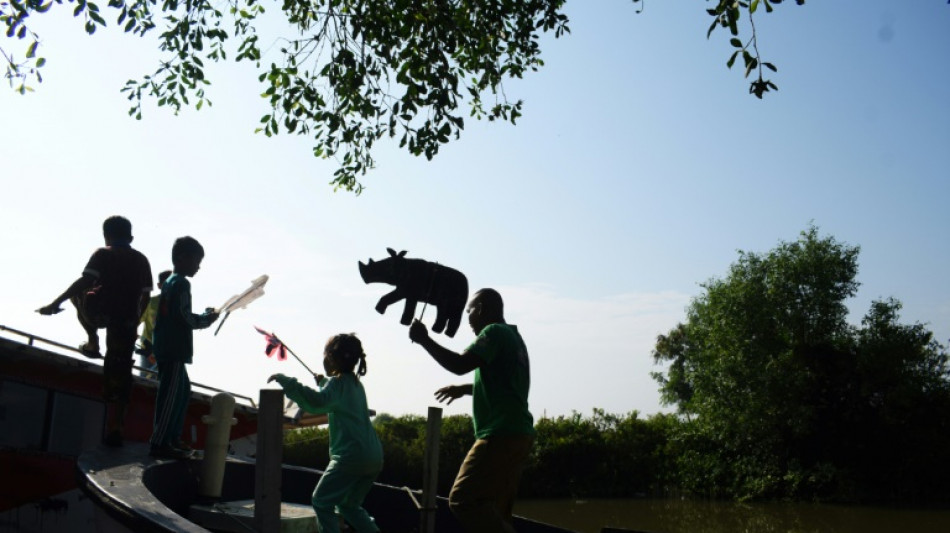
[514,498,950,533]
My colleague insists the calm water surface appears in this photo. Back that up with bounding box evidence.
[514,498,950,533]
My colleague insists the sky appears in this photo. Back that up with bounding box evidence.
[1,1,948,421]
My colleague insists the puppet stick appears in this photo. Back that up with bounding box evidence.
[416,263,439,322]
[213,311,231,336]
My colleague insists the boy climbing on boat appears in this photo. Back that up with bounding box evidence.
[149,236,219,459]
[269,333,383,533]
[38,215,153,447]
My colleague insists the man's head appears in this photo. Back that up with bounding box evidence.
[171,237,205,277]
[102,216,133,244]
[467,288,505,334]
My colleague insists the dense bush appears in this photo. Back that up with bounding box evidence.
[652,228,950,503]
[281,396,950,503]
[282,409,675,500]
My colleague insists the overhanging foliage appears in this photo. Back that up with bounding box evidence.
[3,0,805,192]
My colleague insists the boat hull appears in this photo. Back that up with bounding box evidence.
[0,333,259,531]
[77,443,578,533]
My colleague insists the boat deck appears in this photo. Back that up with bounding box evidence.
[78,442,209,533]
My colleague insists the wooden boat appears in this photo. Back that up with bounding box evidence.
[0,325,259,532]
[2,325,646,533]
[76,443,582,533]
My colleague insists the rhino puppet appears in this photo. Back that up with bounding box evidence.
[358,248,469,337]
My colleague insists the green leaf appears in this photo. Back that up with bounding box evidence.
[727,51,739,69]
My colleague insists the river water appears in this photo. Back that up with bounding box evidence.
[514,498,950,533]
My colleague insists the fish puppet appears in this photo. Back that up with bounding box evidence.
[359,248,468,337]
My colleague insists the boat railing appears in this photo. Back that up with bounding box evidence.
[0,323,257,407]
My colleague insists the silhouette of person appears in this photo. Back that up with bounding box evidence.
[149,236,219,458]
[409,288,535,533]
[269,333,383,533]
[38,216,153,447]
[136,270,172,378]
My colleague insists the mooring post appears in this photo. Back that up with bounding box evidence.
[198,392,237,500]
[254,389,283,533]
[420,406,442,533]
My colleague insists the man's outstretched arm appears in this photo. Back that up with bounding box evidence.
[409,319,481,375]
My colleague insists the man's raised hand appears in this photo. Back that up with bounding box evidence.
[409,318,430,344]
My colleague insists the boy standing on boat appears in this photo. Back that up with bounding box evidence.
[149,237,219,459]
[269,333,383,533]
[38,215,153,447]
[409,288,535,533]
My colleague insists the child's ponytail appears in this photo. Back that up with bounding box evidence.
[356,352,367,378]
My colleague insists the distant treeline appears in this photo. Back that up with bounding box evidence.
[284,228,950,504]
[283,404,950,504]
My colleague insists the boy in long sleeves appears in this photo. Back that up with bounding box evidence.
[149,236,218,459]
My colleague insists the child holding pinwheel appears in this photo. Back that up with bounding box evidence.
[268,333,383,533]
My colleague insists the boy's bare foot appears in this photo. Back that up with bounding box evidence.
[78,342,102,359]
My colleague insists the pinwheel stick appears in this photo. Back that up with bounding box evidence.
[281,341,318,377]
[257,326,319,377]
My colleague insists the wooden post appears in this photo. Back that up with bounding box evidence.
[420,406,442,533]
[198,393,237,500]
[254,389,283,533]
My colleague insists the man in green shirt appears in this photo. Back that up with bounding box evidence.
[409,288,535,533]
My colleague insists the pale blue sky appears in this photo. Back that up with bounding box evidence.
[1,1,947,419]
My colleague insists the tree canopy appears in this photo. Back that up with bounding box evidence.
[3,0,804,192]
[652,227,950,501]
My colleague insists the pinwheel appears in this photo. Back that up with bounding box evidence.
[254,326,317,376]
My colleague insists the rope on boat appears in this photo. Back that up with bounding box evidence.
[401,486,423,509]
[400,486,437,512]
[211,503,259,533]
